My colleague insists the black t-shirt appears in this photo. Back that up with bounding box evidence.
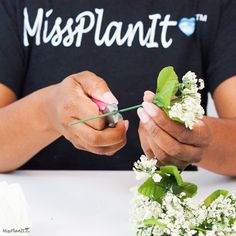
[0,0,236,170]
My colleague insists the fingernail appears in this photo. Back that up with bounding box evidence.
[124,120,129,131]
[137,108,150,123]
[142,102,158,117]
[143,91,155,102]
[144,90,154,96]
[103,92,119,105]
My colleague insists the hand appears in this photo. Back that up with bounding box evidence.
[47,71,129,156]
[137,91,211,169]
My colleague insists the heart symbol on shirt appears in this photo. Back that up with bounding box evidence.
[178,17,196,36]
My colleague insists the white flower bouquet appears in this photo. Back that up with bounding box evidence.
[131,156,236,236]
[131,67,236,235]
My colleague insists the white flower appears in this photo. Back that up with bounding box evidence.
[152,174,162,183]
[168,71,205,130]
[134,171,150,181]
[133,155,157,175]
[130,188,162,226]
[199,79,205,90]
[131,156,236,236]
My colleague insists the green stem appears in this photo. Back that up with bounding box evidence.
[118,104,143,113]
[179,165,188,174]
[69,104,142,126]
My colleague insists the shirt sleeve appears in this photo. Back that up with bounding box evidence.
[0,1,25,97]
[206,0,236,95]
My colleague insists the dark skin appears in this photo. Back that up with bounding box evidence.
[138,76,236,176]
[138,98,211,169]
[0,71,128,172]
[0,70,236,176]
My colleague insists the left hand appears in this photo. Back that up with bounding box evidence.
[137,91,212,169]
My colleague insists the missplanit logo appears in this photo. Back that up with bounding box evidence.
[2,227,30,234]
[23,8,208,49]
[178,14,208,37]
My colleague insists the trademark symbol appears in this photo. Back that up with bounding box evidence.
[196,14,208,22]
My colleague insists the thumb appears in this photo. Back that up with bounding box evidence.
[73,71,118,104]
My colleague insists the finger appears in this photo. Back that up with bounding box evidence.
[142,102,209,146]
[70,85,106,130]
[143,90,155,102]
[70,120,128,147]
[71,135,126,155]
[156,155,189,169]
[138,123,155,158]
[137,108,202,163]
[138,130,187,168]
[147,137,165,160]
[72,71,118,104]
[75,139,127,156]
[138,124,167,166]
[143,131,189,169]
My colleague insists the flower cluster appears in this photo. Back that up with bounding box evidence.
[131,156,236,236]
[168,71,205,129]
[133,155,158,181]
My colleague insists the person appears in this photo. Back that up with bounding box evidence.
[0,0,236,175]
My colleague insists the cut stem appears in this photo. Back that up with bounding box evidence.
[69,104,142,126]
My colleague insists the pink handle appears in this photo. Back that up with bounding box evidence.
[91,98,122,127]
[91,98,108,113]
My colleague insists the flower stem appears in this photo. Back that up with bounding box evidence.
[69,104,142,126]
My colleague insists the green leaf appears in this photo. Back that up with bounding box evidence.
[157,66,179,94]
[204,189,229,207]
[171,181,198,198]
[160,166,183,186]
[160,166,197,198]
[229,218,236,225]
[153,66,179,108]
[193,226,207,234]
[143,218,167,228]
[138,166,198,204]
[153,82,177,108]
[138,177,166,203]
[169,116,185,124]
[181,182,198,198]
[153,82,178,108]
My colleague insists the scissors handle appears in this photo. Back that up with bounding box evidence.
[91,98,107,113]
[91,98,123,127]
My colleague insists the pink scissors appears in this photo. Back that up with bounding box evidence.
[91,98,123,127]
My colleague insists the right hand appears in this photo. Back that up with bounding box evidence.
[47,71,129,156]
